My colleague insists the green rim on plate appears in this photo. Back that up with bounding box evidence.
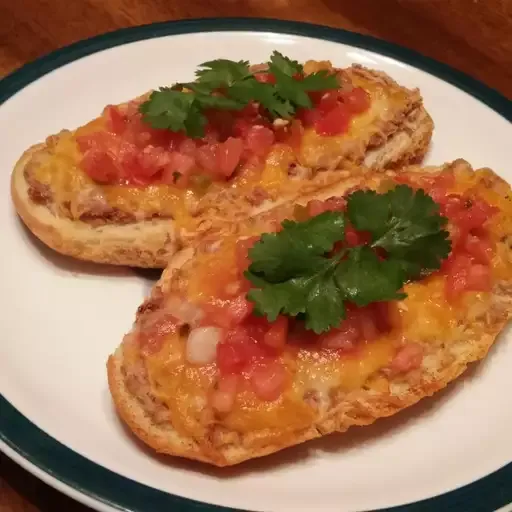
[1,17,511,512]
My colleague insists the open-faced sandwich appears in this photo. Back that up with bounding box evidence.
[108,158,512,466]
[11,52,433,267]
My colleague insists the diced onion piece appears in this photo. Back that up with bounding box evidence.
[186,327,223,365]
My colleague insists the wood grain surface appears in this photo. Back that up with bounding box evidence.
[1,1,511,511]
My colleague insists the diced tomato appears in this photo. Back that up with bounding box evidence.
[216,342,247,374]
[432,170,456,190]
[245,126,275,157]
[445,253,492,301]
[203,294,254,329]
[76,131,118,153]
[240,102,261,117]
[296,107,322,127]
[459,198,499,231]
[429,186,447,204]
[307,90,325,105]
[306,199,326,217]
[464,235,494,264]
[138,312,180,355]
[306,196,346,217]
[235,236,260,275]
[216,137,244,177]
[103,105,127,135]
[444,253,471,300]
[161,152,196,186]
[340,87,371,114]
[224,320,267,348]
[320,302,393,350]
[254,72,276,84]
[389,343,423,374]
[196,143,219,174]
[263,316,288,351]
[319,323,359,350]
[348,305,382,341]
[211,374,239,413]
[223,294,255,326]
[202,124,220,145]
[314,104,351,136]
[204,110,234,142]
[216,336,267,375]
[466,263,491,290]
[317,91,339,113]
[345,225,372,247]
[179,138,197,157]
[232,118,253,138]
[79,150,120,184]
[369,301,398,333]
[249,360,287,401]
[441,194,499,233]
[137,145,172,177]
[123,114,180,149]
[357,311,379,341]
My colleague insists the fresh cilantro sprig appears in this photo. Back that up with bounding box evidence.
[139,51,339,137]
[245,185,451,334]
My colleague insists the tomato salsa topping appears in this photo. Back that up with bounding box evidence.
[76,52,371,187]
[187,179,500,406]
[394,170,498,301]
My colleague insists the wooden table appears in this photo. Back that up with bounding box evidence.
[1,1,511,510]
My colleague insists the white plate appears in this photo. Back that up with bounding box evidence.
[1,18,511,512]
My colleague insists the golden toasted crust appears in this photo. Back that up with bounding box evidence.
[107,160,512,466]
[12,65,433,268]
[107,309,508,466]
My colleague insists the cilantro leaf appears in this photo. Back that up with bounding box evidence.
[335,246,406,306]
[140,53,345,135]
[182,104,206,138]
[248,257,346,334]
[246,212,345,282]
[194,94,246,110]
[267,65,339,112]
[139,88,198,132]
[270,68,313,109]
[300,70,340,91]
[228,80,295,119]
[245,184,451,333]
[178,82,246,110]
[195,59,251,87]
[347,185,451,278]
[268,51,303,76]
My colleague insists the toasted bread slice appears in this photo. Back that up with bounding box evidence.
[107,160,512,466]
[12,64,433,268]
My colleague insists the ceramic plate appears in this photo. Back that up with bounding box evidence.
[1,18,511,512]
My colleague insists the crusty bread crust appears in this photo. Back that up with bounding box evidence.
[107,160,512,466]
[107,310,508,466]
[11,66,433,268]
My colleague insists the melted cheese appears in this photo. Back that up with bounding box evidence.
[144,331,217,439]
[138,165,512,439]
[293,339,395,395]
[32,132,297,227]
[399,277,457,341]
[30,73,399,228]
[299,78,409,168]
